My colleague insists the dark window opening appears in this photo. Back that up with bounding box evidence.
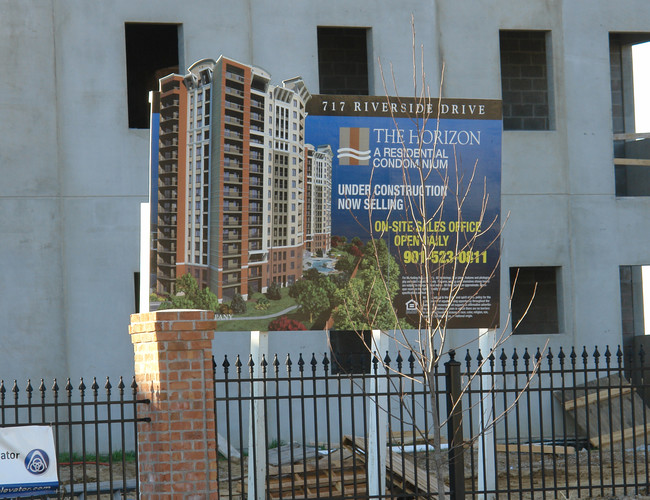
[125,23,180,129]
[510,266,560,334]
[619,265,645,357]
[317,27,369,95]
[329,330,372,374]
[499,30,552,130]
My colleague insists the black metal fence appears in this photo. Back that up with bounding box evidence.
[213,345,650,499]
[0,376,149,499]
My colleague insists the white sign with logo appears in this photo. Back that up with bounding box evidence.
[0,426,58,498]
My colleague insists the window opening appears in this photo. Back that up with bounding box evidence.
[317,27,370,95]
[125,23,180,128]
[510,266,561,334]
[610,34,650,196]
[499,30,553,130]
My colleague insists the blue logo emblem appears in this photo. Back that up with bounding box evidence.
[24,449,49,475]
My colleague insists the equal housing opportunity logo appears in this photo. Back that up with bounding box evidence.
[337,127,370,165]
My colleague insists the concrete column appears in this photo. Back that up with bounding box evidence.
[129,310,218,499]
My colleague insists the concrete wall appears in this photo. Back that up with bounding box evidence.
[2,0,650,383]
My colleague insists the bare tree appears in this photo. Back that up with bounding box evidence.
[329,18,543,498]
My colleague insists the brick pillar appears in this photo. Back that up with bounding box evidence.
[129,310,218,499]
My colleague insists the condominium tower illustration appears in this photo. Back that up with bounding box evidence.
[153,56,332,301]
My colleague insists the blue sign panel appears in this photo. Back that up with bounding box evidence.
[306,96,502,328]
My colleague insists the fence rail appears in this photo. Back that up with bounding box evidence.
[214,344,650,499]
[0,376,149,499]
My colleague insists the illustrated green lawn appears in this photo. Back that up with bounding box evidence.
[215,288,316,331]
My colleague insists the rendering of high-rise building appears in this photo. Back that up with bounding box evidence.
[153,56,319,301]
[305,144,333,254]
[155,74,187,295]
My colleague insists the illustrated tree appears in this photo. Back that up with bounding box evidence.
[158,273,219,312]
[266,281,282,300]
[290,268,337,322]
[230,292,247,314]
[332,239,400,330]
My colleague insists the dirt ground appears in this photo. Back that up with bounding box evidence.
[53,448,649,498]
[217,446,650,499]
[57,461,137,498]
[466,448,650,499]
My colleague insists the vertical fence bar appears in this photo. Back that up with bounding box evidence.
[395,352,407,500]
[383,352,393,500]
[624,345,638,495]
[298,354,309,499]
[285,354,297,500]
[0,381,5,426]
[569,347,580,496]
[92,377,101,497]
[558,348,570,499]
[593,347,605,497]
[640,346,649,492]
[66,378,74,490]
[132,376,142,500]
[236,355,246,499]
[323,353,333,499]
[446,350,464,500]
[581,347,593,498]
[119,377,128,500]
[547,349,558,497]
[272,354,284,500]
[310,353,320,497]
[260,355,270,499]
[217,355,235,500]
[105,377,115,496]
[79,378,88,499]
[522,349,534,497]
[367,354,385,500]
[26,380,33,425]
[335,354,345,500]
[607,347,616,495]
[534,349,546,498]
[499,350,511,500]
[511,349,523,497]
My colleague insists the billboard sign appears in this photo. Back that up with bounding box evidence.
[147,56,501,330]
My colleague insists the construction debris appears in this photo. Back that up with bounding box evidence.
[553,374,649,448]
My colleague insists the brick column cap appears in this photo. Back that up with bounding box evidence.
[129,310,217,343]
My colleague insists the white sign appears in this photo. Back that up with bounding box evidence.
[0,426,58,498]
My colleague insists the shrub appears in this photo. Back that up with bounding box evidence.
[267,281,282,300]
[230,293,247,314]
[255,296,270,310]
[268,316,306,331]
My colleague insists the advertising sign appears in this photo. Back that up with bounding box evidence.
[147,56,501,331]
[0,426,59,498]
[305,96,502,328]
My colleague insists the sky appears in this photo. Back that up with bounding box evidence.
[633,41,650,133]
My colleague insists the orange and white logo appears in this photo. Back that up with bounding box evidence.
[338,127,370,165]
